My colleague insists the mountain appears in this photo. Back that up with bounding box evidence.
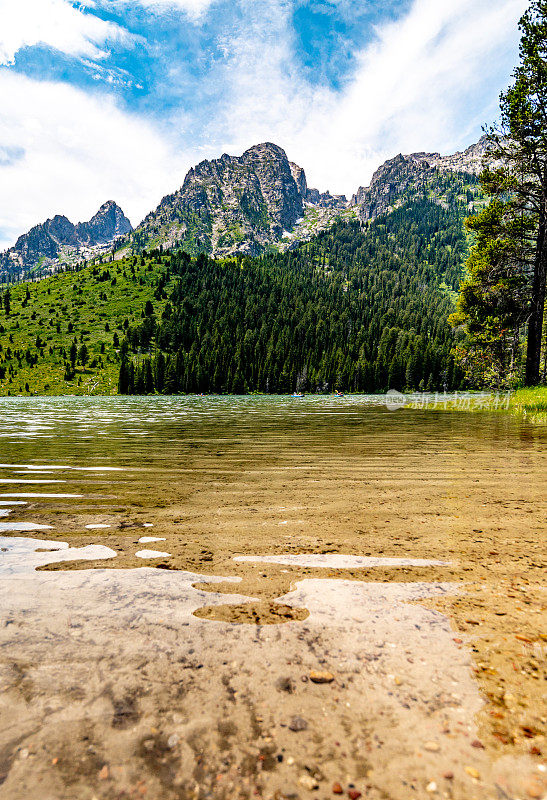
[0,134,494,397]
[0,201,132,277]
[0,195,467,397]
[129,142,346,258]
[351,136,489,222]
[0,136,490,275]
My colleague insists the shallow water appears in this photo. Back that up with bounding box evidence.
[0,396,545,799]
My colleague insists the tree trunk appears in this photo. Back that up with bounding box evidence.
[525,204,547,385]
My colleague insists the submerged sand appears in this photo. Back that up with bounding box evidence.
[0,396,544,798]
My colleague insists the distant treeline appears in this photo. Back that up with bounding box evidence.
[119,200,467,395]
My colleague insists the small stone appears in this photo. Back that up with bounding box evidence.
[426,782,437,793]
[348,791,361,800]
[167,734,179,749]
[287,757,295,766]
[309,670,334,684]
[443,772,454,780]
[98,765,109,780]
[276,677,294,693]
[424,742,440,752]
[471,739,484,749]
[289,717,308,732]
[143,739,154,751]
[19,749,29,760]
[298,774,318,790]
[332,783,343,794]
[465,766,480,780]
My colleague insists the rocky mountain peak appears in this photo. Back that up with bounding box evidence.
[136,142,305,257]
[351,136,492,222]
[76,201,132,245]
[0,201,133,276]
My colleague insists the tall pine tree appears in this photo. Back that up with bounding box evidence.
[453,1,547,386]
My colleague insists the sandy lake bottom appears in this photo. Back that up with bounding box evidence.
[0,395,544,800]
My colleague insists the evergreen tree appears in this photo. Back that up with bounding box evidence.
[79,344,89,370]
[69,341,77,369]
[118,199,466,395]
[452,0,547,385]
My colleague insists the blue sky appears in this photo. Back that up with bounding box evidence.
[0,0,528,248]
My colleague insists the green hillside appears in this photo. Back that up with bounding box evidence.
[0,196,469,397]
[120,199,468,395]
[0,255,169,396]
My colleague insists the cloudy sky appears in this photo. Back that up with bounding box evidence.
[0,0,528,249]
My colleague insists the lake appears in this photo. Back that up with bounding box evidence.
[0,395,545,800]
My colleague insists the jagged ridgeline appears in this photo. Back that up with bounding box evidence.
[0,140,482,396]
[118,199,467,395]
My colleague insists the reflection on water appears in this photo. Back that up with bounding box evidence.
[135,548,172,559]
[235,554,451,567]
[0,536,116,575]
[138,536,166,543]
[0,522,52,532]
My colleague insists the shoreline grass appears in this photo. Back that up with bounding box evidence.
[408,386,547,424]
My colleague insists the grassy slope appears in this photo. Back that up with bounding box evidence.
[0,256,167,396]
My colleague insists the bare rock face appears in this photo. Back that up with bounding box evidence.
[431,135,492,175]
[351,136,492,222]
[305,188,347,208]
[75,200,133,245]
[289,161,308,198]
[135,142,306,257]
[0,201,132,275]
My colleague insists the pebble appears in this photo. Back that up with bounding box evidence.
[426,782,437,793]
[465,767,480,780]
[424,742,440,752]
[289,717,308,732]
[98,765,109,780]
[309,670,334,684]
[348,791,361,800]
[332,783,343,794]
[298,774,318,790]
[443,772,454,780]
[471,739,484,749]
[19,748,29,760]
[276,677,294,693]
[167,734,179,749]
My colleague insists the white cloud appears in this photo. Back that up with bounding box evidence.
[0,72,192,249]
[117,0,214,21]
[209,0,528,196]
[0,0,133,65]
[0,0,529,248]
